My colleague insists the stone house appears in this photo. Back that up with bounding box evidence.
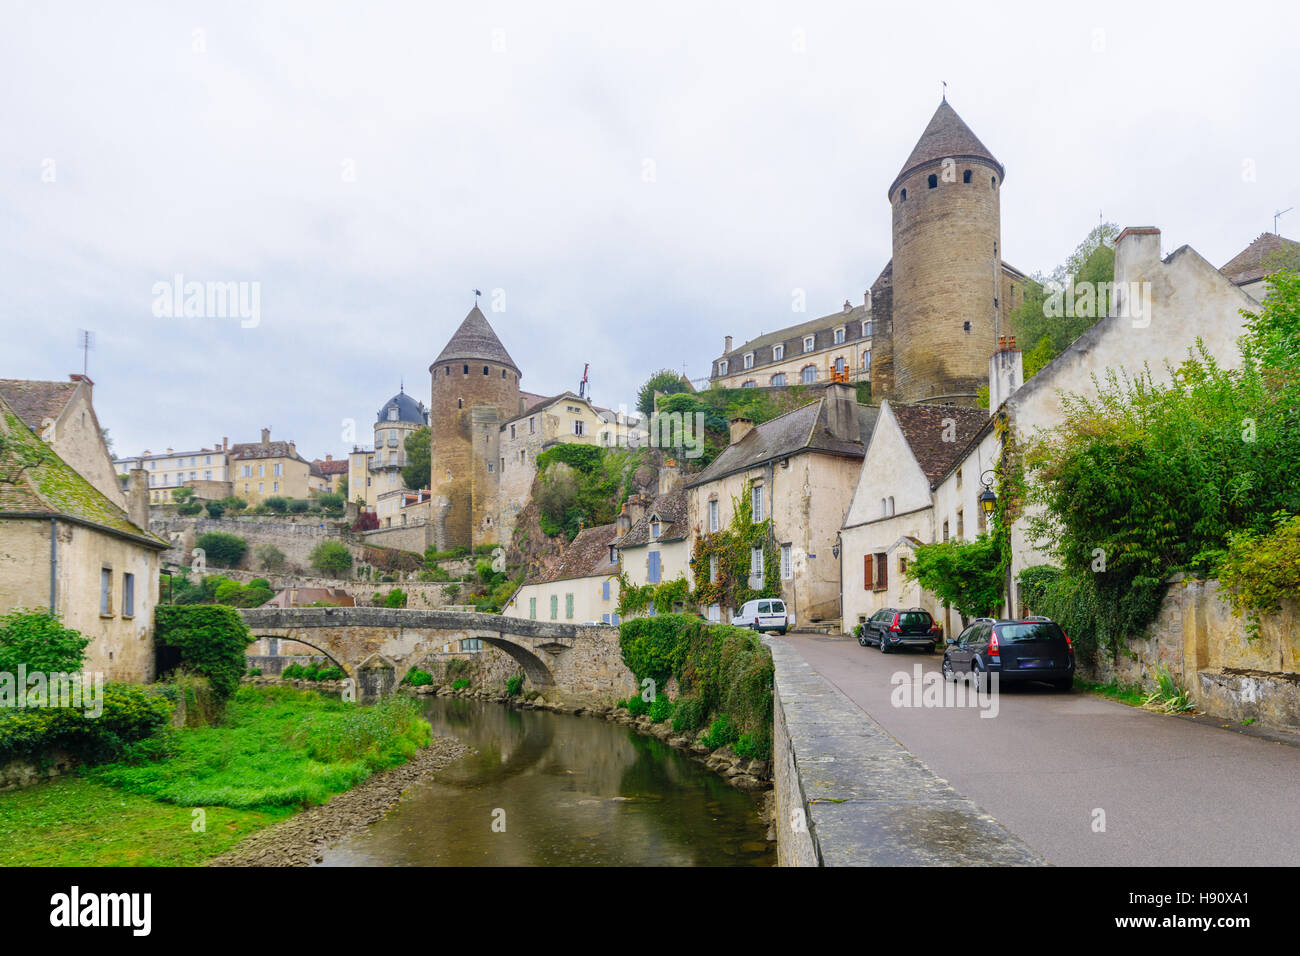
[0,391,167,682]
[0,375,127,510]
[615,463,693,617]
[685,381,878,626]
[113,440,231,505]
[839,224,1264,632]
[504,522,622,625]
[312,455,348,495]
[229,428,313,504]
[1219,231,1300,303]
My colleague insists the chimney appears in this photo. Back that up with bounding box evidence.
[729,416,755,445]
[128,468,149,531]
[68,373,93,390]
[325,454,332,462]
[864,290,872,310]
[616,503,631,539]
[625,493,648,527]
[222,436,228,452]
[988,335,1023,412]
[658,459,681,496]
[260,428,270,446]
[1113,226,1161,286]
[724,335,733,354]
[843,299,852,313]
[823,381,859,442]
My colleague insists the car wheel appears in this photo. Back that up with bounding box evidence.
[879,636,890,653]
[973,665,989,694]
[857,634,868,647]
[776,629,787,636]
[1054,676,1073,691]
[941,658,954,682]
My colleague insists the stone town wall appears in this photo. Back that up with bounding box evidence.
[1080,576,1300,731]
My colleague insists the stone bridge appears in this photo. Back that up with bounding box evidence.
[237,606,636,703]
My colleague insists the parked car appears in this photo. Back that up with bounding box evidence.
[859,607,941,652]
[731,598,790,634]
[942,617,1075,691]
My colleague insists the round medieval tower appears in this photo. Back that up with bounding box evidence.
[428,305,522,549]
[888,99,1004,405]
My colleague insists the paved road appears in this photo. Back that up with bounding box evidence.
[776,632,1300,866]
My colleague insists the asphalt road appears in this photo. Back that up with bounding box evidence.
[776,632,1300,866]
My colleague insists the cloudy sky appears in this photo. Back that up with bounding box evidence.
[2,0,1296,462]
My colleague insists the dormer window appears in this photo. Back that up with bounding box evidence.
[803,335,815,353]
[862,320,871,337]
[834,327,845,345]
[719,359,728,376]
[651,519,660,539]
[772,344,784,360]
[388,407,398,421]
[743,352,754,370]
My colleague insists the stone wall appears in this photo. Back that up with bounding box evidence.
[1080,576,1300,731]
[153,513,355,572]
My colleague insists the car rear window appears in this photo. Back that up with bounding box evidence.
[997,622,1065,643]
[770,600,785,613]
[898,612,931,627]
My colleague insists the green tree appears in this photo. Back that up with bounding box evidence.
[402,426,431,490]
[637,369,691,417]
[204,499,225,518]
[309,540,354,577]
[0,610,90,674]
[172,486,195,503]
[195,531,248,569]
[903,535,1004,619]
[264,495,288,514]
[255,543,287,571]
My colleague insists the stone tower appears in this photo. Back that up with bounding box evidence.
[888,99,1004,405]
[428,305,522,549]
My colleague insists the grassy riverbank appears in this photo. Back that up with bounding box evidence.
[0,686,431,866]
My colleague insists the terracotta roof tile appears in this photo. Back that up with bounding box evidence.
[1220,233,1300,286]
[0,379,79,431]
[890,404,988,485]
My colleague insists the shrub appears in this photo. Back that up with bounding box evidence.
[406,668,433,687]
[701,715,737,748]
[288,498,310,514]
[618,614,689,689]
[382,589,408,608]
[1216,511,1300,638]
[671,694,704,733]
[648,695,674,723]
[309,540,354,577]
[204,500,225,518]
[195,531,248,569]
[621,695,649,717]
[505,674,524,697]
[0,610,90,675]
[154,605,254,700]
[0,682,172,764]
[352,511,379,532]
[452,678,471,690]
[445,658,470,680]
[177,501,203,516]
[255,543,287,571]
[264,496,288,514]
[318,493,345,512]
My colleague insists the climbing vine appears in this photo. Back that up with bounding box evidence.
[690,481,781,610]
[615,572,692,617]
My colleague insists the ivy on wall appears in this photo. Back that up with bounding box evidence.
[689,480,781,610]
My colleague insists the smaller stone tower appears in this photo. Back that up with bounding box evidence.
[428,305,522,549]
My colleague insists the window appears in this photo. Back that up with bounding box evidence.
[834,327,845,345]
[274,463,282,477]
[204,455,212,465]
[258,482,264,494]
[463,364,469,374]
[273,482,279,493]
[835,356,845,375]
[862,320,871,337]
[863,349,872,370]
[529,417,536,434]
[803,335,815,353]
[122,572,136,617]
[565,593,574,619]
[874,552,888,590]
[648,551,661,583]
[744,352,754,369]
[801,365,817,384]
[483,366,489,375]
[742,380,756,388]
[956,468,963,491]
[773,344,784,360]
[957,508,965,540]
[928,173,938,188]
[530,597,537,620]
[100,568,112,616]
[487,462,494,473]
[708,499,719,532]
[511,424,516,439]
[943,519,950,542]
[573,420,585,436]
[550,595,558,620]
[963,169,972,184]
[751,546,764,578]
[781,543,792,580]
[203,470,212,481]
[709,554,718,584]
[651,520,660,539]
[708,604,721,623]
[900,188,907,201]
[719,359,728,376]
[751,484,764,522]
[258,464,265,478]
[458,398,463,409]
[500,457,504,472]
[899,556,908,577]
[770,373,786,386]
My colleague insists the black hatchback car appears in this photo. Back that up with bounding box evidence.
[859,607,941,653]
[942,617,1075,691]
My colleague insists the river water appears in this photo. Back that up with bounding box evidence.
[319,696,775,866]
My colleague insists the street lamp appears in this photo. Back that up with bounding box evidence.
[978,470,997,517]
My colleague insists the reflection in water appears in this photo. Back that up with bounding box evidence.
[320,697,774,866]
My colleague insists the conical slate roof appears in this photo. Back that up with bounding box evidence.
[432,305,520,373]
[889,100,1003,197]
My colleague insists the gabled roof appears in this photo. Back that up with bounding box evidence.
[432,306,520,373]
[229,440,306,462]
[890,100,1003,197]
[687,396,878,488]
[718,302,871,364]
[1220,232,1300,286]
[313,458,349,475]
[0,379,79,431]
[890,404,988,486]
[531,522,621,584]
[619,487,689,547]
[0,394,164,547]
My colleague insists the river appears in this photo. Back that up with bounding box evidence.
[318,696,775,866]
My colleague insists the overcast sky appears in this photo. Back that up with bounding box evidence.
[2,0,1296,462]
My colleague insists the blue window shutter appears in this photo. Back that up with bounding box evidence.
[602,580,610,600]
[649,552,661,583]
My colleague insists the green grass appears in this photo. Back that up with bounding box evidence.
[1075,676,1147,707]
[0,776,294,866]
[0,685,432,866]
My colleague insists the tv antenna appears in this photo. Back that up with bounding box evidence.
[1275,207,1293,235]
[76,329,94,376]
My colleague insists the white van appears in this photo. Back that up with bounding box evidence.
[731,598,792,634]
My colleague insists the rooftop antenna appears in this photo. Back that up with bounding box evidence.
[1274,207,1293,235]
[76,329,94,376]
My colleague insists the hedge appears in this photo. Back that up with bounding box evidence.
[154,605,254,700]
[0,683,172,764]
